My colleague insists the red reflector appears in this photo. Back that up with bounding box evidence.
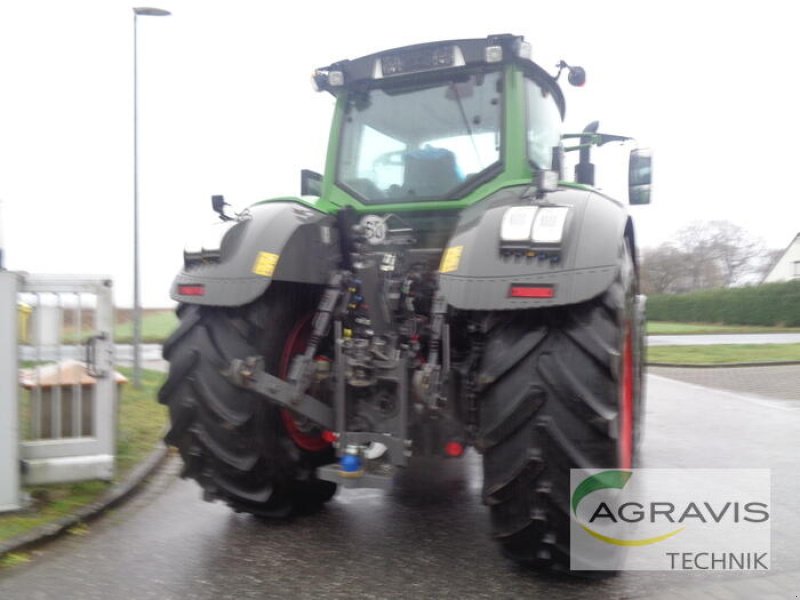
[178,284,205,297]
[444,441,464,458]
[508,285,555,298]
[321,430,338,443]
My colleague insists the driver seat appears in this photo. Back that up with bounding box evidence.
[403,146,462,198]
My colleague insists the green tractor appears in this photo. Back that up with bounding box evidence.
[159,33,651,572]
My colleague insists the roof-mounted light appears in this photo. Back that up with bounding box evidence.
[328,71,344,87]
[311,70,326,91]
[517,41,532,59]
[485,45,503,63]
[311,69,344,91]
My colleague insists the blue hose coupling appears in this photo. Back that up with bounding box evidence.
[339,446,364,478]
[340,453,362,472]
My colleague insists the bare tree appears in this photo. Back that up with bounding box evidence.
[705,220,764,286]
[673,222,724,289]
[640,244,689,294]
[642,220,766,293]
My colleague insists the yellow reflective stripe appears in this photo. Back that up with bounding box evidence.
[439,245,463,273]
[252,252,280,277]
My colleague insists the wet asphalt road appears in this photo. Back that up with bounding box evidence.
[1,371,799,599]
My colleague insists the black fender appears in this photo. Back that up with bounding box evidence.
[171,201,340,306]
[437,186,631,310]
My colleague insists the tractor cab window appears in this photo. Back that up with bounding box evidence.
[525,77,562,170]
[338,71,503,203]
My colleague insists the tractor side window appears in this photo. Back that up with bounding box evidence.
[525,78,562,170]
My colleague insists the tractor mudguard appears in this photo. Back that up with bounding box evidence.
[437,186,630,310]
[171,201,340,306]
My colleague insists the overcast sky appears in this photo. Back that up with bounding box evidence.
[1,0,798,306]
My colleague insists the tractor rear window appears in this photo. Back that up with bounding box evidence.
[337,71,502,203]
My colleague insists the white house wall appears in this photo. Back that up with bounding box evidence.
[764,235,800,283]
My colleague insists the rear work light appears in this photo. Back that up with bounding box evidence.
[500,206,538,242]
[508,285,555,298]
[499,206,570,248]
[531,206,569,244]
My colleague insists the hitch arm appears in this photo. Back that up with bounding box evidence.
[225,356,334,429]
[287,271,345,401]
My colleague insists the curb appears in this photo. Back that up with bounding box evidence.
[0,442,170,560]
[647,361,800,369]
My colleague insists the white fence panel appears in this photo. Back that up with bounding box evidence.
[17,274,116,487]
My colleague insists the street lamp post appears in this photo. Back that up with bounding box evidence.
[133,7,170,388]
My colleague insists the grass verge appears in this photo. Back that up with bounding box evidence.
[0,368,166,546]
[114,310,178,344]
[647,321,800,335]
[648,344,800,365]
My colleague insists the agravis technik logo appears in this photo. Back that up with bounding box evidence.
[569,469,771,571]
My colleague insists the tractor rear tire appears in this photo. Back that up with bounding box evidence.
[158,282,336,517]
[478,243,642,573]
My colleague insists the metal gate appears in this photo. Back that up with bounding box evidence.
[0,271,20,511]
[3,274,116,505]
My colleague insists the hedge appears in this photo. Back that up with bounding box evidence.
[646,280,800,326]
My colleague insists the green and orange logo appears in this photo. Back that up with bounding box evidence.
[571,470,685,547]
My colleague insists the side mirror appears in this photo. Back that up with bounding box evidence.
[301,169,323,197]
[628,148,652,205]
[567,66,586,87]
[211,194,233,221]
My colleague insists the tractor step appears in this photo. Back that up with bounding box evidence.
[317,463,396,490]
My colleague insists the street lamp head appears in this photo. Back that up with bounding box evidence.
[133,7,171,16]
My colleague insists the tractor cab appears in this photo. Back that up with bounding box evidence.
[310,34,569,211]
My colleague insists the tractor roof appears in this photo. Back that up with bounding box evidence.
[313,33,565,116]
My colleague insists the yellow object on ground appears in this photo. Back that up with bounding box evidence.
[17,302,31,343]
